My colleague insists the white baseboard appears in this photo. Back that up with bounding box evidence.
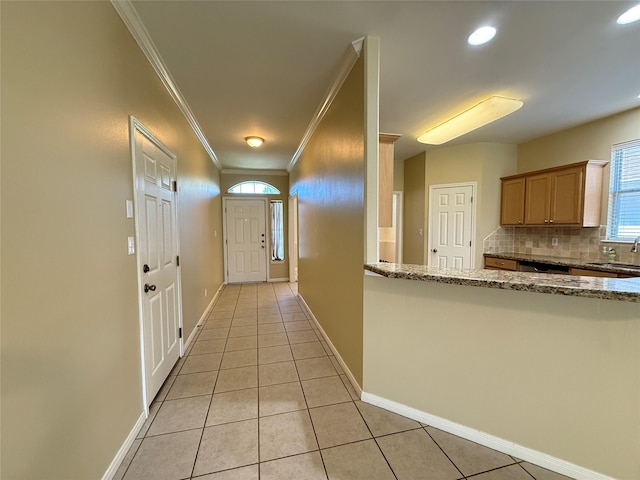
[297,294,363,399]
[361,392,614,480]
[101,411,146,480]
[268,277,290,283]
[183,282,223,352]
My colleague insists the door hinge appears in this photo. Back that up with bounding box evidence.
[172,180,178,193]
[176,255,180,266]
[469,241,472,247]
[178,327,182,339]
[470,196,473,203]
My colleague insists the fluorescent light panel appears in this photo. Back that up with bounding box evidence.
[417,96,524,145]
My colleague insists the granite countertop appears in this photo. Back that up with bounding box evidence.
[484,251,640,275]
[364,263,640,303]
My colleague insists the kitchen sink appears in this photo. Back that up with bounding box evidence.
[587,262,640,271]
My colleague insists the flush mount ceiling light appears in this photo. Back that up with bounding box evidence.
[468,26,497,45]
[417,96,524,145]
[245,136,264,148]
[617,4,640,24]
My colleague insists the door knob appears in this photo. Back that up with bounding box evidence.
[432,249,438,253]
[144,284,156,293]
[143,264,150,273]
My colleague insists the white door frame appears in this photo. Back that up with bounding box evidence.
[427,182,477,269]
[393,191,403,264]
[288,192,299,282]
[129,116,183,414]
[222,196,269,284]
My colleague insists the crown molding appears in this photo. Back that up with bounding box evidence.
[287,37,364,172]
[221,169,289,176]
[110,0,221,170]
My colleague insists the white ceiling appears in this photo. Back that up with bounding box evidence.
[131,1,640,171]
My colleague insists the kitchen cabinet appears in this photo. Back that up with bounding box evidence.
[500,177,525,225]
[484,256,519,271]
[379,133,401,227]
[501,160,607,227]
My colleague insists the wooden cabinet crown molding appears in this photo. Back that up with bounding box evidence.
[500,160,608,227]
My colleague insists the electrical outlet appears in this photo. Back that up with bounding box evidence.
[552,237,558,247]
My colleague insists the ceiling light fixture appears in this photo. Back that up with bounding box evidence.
[245,136,264,148]
[468,26,497,46]
[417,96,524,145]
[617,4,640,24]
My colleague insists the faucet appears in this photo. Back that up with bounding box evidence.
[632,236,640,253]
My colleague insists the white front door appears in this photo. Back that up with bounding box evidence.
[429,184,475,269]
[132,119,181,406]
[225,198,267,283]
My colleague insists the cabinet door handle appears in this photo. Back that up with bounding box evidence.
[544,219,549,223]
[549,219,554,223]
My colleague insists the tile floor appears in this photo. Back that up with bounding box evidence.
[115,282,571,480]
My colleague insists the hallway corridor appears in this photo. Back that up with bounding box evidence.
[114,283,569,480]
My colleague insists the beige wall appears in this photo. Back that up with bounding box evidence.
[363,275,640,479]
[1,2,223,479]
[424,143,517,267]
[402,152,427,264]
[289,54,365,384]
[220,172,290,280]
[518,107,640,223]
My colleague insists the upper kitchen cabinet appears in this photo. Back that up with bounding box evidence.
[501,160,607,227]
[379,133,401,227]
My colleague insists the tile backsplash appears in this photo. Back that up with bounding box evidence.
[483,226,640,264]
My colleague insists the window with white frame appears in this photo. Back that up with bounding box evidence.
[227,181,280,195]
[270,200,285,262]
[607,139,640,241]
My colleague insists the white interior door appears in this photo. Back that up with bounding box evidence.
[429,184,474,269]
[132,120,181,407]
[225,198,267,283]
[288,194,298,282]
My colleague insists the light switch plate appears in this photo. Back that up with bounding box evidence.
[126,200,134,219]
[127,236,135,255]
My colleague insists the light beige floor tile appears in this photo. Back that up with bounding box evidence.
[166,371,217,400]
[193,420,259,476]
[309,402,371,448]
[206,388,258,426]
[328,356,344,374]
[321,439,395,480]
[170,356,186,375]
[257,314,283,324]
[470,464,533,480]
[286,330,319,344]
[284,320,313,332]
[147,395,210,436]
[426,427,515,477]
[260,451,327,480]
[212,304,236,313]
[291,341,327,360]
[301,376,351,408]
[137,402,161,439]
[234,308,257,318]
[282,312,308,322]
[259,410,318,461]
[123,429,201,480]
[258,323,286,335]
[355,401,421,437]
[280,305,303,314]
[215,366,258,393]
[180,353,222,374]
[194,464,259,480]
[220,349,257,369]
[296,357,337,380]
[204,318,232,329]
[258,332,289,348]
[153,376,176,403]
[521,462,574,480]
[340,375,360,401]
[377,428,462,480]
[259,381,307,416]
[259,345,293,364]
[225,336,257,352]
[258,307,280,316]
[231,316,258,327]
[198,328,230,341]
[259,361,299,386]
[112,438,142,480]
[229,325,257,338]
[191,339,226,355]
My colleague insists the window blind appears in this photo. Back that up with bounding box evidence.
[607,139,640,240]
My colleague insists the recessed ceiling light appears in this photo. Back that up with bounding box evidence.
[617,4,640,24]
[245,136,264,148]
[468,26,497,46]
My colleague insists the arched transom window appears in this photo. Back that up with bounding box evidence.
[227,181,280,195]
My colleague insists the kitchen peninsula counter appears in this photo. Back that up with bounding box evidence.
[364,262,640,302]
